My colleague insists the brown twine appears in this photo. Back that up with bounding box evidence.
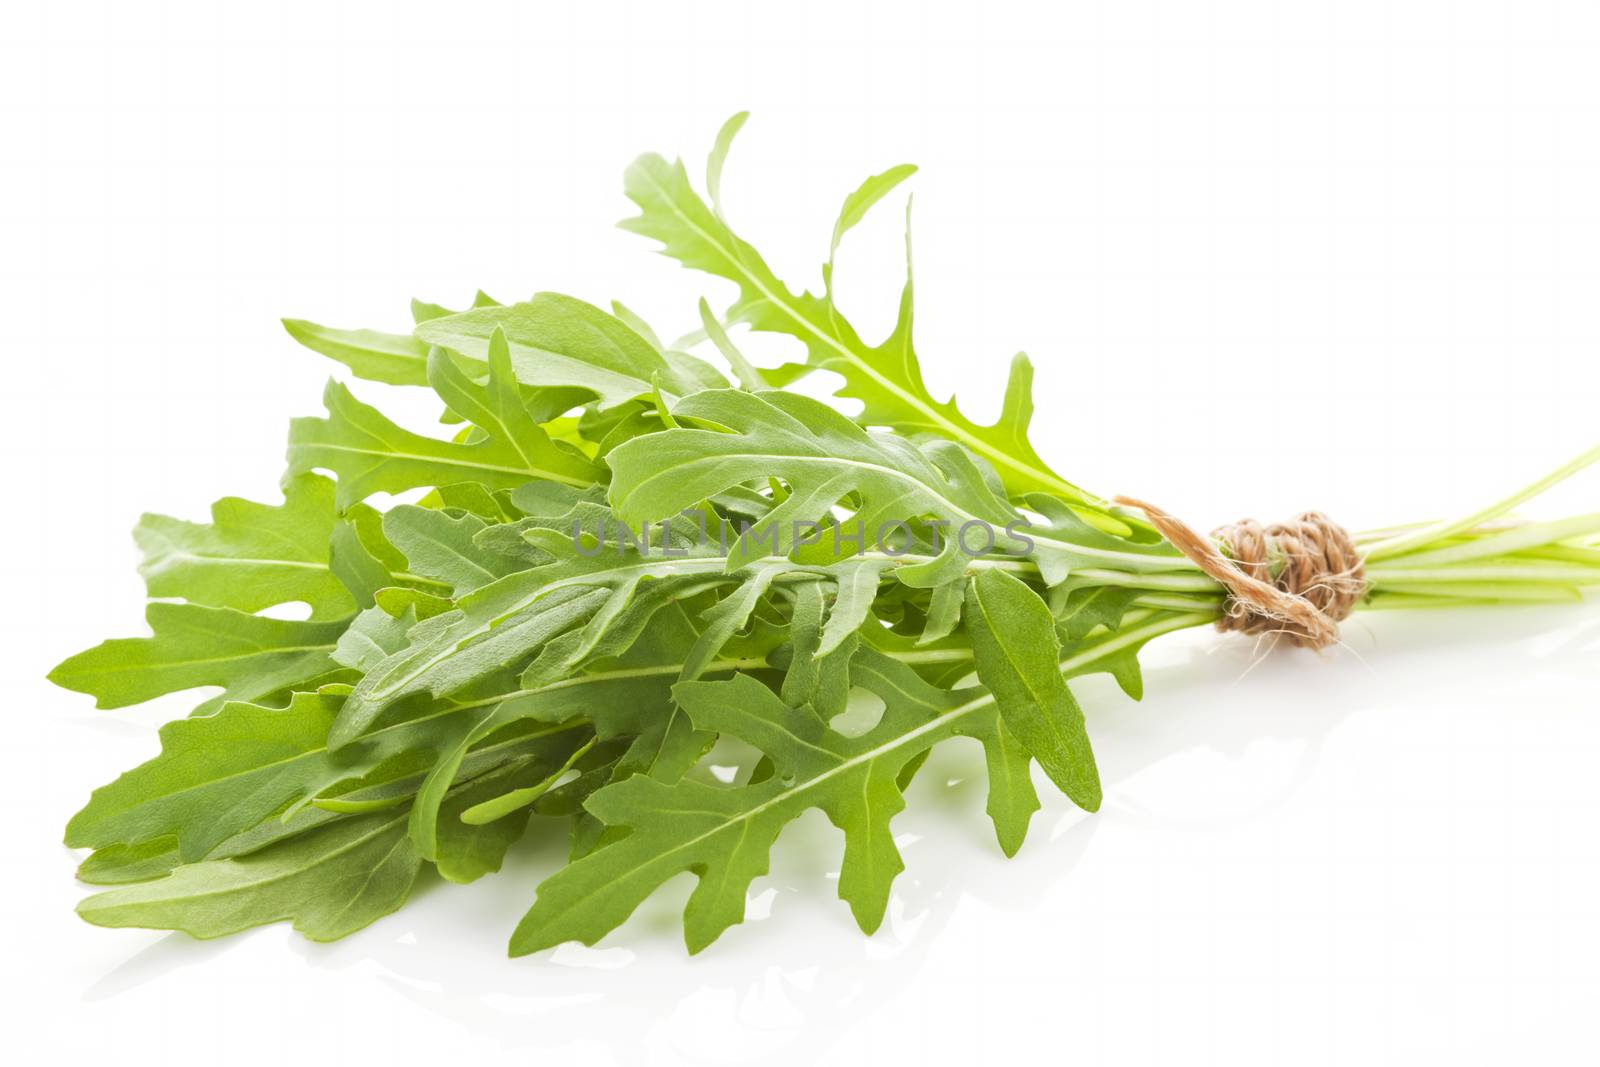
[1114,497,1367,650]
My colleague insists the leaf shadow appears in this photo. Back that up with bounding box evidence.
[80,932,239,1003]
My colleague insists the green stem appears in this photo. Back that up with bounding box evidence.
[1364,443,1600,562]
[1366,562,1600,584]
[1372,513,1600,568]
[1368,580,1582,602]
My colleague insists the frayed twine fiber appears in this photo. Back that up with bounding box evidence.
[1115,497,1367,650]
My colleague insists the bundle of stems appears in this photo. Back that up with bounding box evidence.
[50,116,1599,956]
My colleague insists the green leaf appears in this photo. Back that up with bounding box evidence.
[287,361,599,511]
[680,562,787,681]
[705,110,749,220]
[510,648,1041,955]
[980,719,1041,858]
[64,690,459,862]
[76,838,183,886]
[77,116,1600,965]
[426,326,603,489]
[406,705,586,863]
[432,734,589,883]
[917,577,964,645]
[817,559,887,656]
[1052,584,1146,640]
[606,389,1182,586]
[77,807,425,942]
[134,473,355,620]
[778,580,856,720]
[413,292,726,410]
[964,568,1101,812]
[330,578,604,747]
[608,300,665,350]
[281,318,432,387]
[411,298,455,324]
[620,140,1099,509]
[827,164,918,276]
[49,603,347,713]
[328,522,392,609]
[403,618,731,862]
[333,605,416,672]
[328,507,791,746]
[607,389,1009,584]
[697,298,767,390]
[381,505,520,596]
[507,606,1214,954]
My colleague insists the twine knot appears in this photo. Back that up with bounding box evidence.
[1114,498,1367,650]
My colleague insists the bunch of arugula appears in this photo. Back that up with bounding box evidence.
[51,116,1600,955]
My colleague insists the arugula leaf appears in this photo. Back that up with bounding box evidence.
[678,561,788,681]
[287,330,602,509]
[1052,585,1147,640]
[621,125,1096,510]
[414,292,726,409]
[77,806,426,942]
[607,389,1185,586]
[380,504,521,596]
[509,648,1033,954]
[135,473,355,620]
[61,688,500,862]
[607,388,1013,583]
[48,603,348,714]
[917,577,965,645]
[66,691,345,861]
[282,318,433,387]
[777,580,858,720]
[404,599,776,860]
[431,734,590,883]
[965,569,1101,812]
[328,507,808,746]
[426,327,603,485]
[75,838,184,886]
[509,605,1217,954]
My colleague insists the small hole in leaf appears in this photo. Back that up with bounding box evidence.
[258,601,313,621]
[546,768,581,791]
[828,687,886,738]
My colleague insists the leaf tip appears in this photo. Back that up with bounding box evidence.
[507,916,565,959]
[74,889,119,928]
[683,927,718,956]
[848,901,887,937]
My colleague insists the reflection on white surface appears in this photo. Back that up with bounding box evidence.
[80,772,1102,1062]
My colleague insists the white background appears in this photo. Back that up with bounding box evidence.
[4,1,1600,1064]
